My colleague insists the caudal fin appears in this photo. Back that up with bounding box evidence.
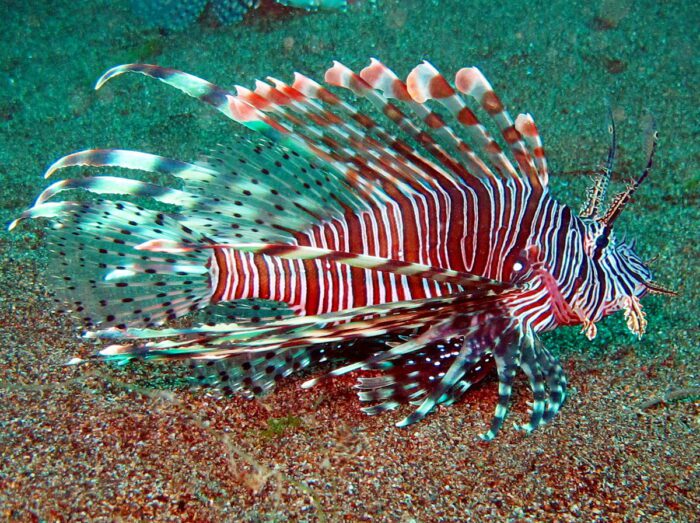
[23,199,214,329]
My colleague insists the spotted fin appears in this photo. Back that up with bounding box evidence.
[346,313,566,439]
[355,336,495,416]
[201,298,295,324]
[28,136,366,243]
[190,344,329,397]
[23,200,214,329]
[478,322,567,440]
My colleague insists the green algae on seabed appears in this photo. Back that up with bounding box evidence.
[258,415,304,439]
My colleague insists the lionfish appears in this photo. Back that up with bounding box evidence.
[11,59,675,440]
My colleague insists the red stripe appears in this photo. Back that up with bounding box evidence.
[253,254,271,300]
[210,247,228,304]
[345,210,367,308]
[230,251,243,300]
[444,184,467,273]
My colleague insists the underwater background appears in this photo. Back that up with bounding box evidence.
[0,0,698,520]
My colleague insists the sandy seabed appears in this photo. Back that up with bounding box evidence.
[1,0,698,521]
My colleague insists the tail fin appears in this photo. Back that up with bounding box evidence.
[24,199,214,329]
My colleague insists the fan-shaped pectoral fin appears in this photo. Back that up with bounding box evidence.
[512,330,548,434]
[479,317,523,441]
[370,310,568,440]
[482,325,567,440]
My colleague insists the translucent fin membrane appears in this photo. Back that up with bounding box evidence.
[93,60,550,208]
[39,200,213,329]
[32,138,366,243]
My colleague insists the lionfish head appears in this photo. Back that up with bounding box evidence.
[580,115,677,337]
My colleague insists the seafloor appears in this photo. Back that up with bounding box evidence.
[0,0,698,521]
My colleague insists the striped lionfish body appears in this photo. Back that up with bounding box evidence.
[11,59,674,439]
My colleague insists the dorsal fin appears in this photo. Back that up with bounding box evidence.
[20,137,367,243]
[360,58,497,182]
[93,61,551,208]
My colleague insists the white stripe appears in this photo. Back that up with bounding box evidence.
[314,259,326,314]
[398,274,412,301]
[489,178,511,274]
[266,255,277,301]
[222,249,236,301]
[327,219,346,310]
[297,233,313,312]
[357,213,374,306]
[240,252,253,299]
[377,203,393,257]
[421,276,433,298]
[250,252,260,298]
[288,259,299,307]
[336,218,352,309]
[272,256,286,302]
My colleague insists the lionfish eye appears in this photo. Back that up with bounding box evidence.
[595,235,609,249]
[510,252,532,283]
